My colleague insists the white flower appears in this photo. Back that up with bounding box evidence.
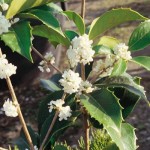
[25,145,38,150]
[3,99,18,117]
[1,3,9,11]
[94,55,117,78]
[38,52,55,73]
[48,99,72,121]
[59,70,82,94]
[0,54,17,79]
[0,12,11,35]
[48,99,65,112]
[67,34,95,67]
[113,43,132,60]
[80,80,94,93]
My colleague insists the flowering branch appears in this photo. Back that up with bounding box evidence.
[39,93,67,150]
[0,49,34,150]
[32,46,62,74]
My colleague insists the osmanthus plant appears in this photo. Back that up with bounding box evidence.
[0,0,150,150]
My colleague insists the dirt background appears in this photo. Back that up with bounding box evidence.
[0,0,150,149]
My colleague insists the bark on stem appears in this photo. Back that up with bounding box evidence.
[39,93,67,150]
[32,46,62,74]
[81,0,90,149]
[81,0,86,19]
[0,49,34,150]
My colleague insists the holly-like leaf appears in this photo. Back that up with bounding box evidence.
[89,8,147,40]
[97,36,120,49]
[111,59,127,76]
[6,0,66,18]
[128,21,150,51]
[131,56,150,71]
[63,11,85,35]
[80,89,123,132]
[107,123,136,150]
[95,74,147,100]
[12,21,32,62]
[33,25,70,47]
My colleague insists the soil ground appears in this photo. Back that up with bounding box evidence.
[1,0,150,149]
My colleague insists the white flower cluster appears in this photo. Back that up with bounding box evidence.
[0,54,17,79]
[0,12,11,35]
[48,99,72,121]
[113,43,132,60]
[38,52,55,73]
[3,99,18,117]
[59,70,82,94]
[67,34,95,67]
[25,145,38,150]
[0,3,9,11]
[59,70,94,94]
[80,80,94,93]
[94,55,117,78]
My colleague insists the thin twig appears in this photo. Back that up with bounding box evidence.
[83,111,90,150]
[39,93,67,150]
[81,0,86,19]
[0,49,34,150]
[32,46,62,74]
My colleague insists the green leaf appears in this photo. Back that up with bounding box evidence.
[131,56,150,71]
[95,74,146,100]
[107,123,136,150]
[21,9,61,32]
[6,0,65,18]
[38,3,63,14]
[93,45,113,55]
[33,25,70,47]
[63,11,85,35]
[80,89,123,132]
[111,59,127,76]
[12,21,33,62]
[89,8,147,40]
[40,79,61,92]
[1,32,22,55]
[97,36,120,49]
[65,30,78,41]
[128,21,150,51]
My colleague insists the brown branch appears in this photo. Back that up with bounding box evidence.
[81,0,86,19]
[0,49,34,150]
